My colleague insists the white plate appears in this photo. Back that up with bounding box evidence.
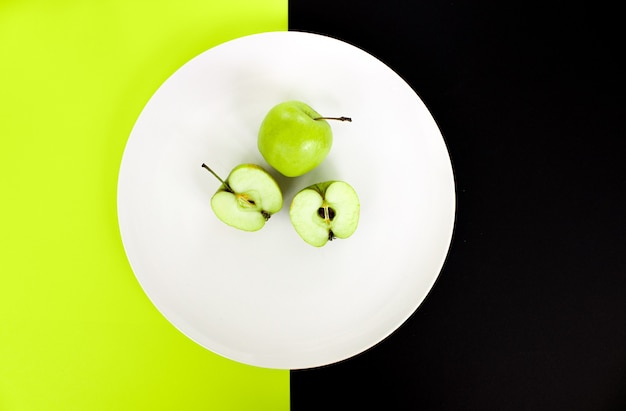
[117,31,455,369]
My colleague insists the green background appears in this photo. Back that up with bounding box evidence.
[0,1,288,409]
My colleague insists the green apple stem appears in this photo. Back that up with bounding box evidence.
[313,116,352,122]
[201,163,233,193]
[328,230,336,241]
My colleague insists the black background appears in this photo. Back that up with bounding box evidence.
[289,1,626,410]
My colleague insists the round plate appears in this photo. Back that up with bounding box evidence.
[117,31,455,369]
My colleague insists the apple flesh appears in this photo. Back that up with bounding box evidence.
[289,181,360,247]
[257,101,351,177]
[202,163,283,231]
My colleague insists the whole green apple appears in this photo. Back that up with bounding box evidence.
[289,180,360,247]
[257,101,351,177]
[202,163,283,231]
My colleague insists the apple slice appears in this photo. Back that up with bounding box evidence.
[289,181,360,247]
[202,163,283,231]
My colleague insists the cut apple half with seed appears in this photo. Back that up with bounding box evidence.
[202,163,283,231]
[289,181,360,247]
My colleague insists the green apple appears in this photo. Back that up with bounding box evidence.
[257,101,351,177]
[289,181,360,247]
[202,163,283,231]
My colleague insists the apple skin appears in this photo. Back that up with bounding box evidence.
[258,101,332,177]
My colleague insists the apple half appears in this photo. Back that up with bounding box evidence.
[290,181,360,247]
[202,163,283,231]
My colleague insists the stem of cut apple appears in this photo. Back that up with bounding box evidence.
[313,116,352,122]
[201,163,233,192]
